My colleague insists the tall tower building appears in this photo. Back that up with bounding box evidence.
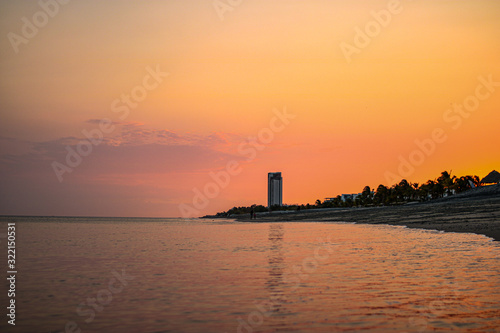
[268,172,283,207]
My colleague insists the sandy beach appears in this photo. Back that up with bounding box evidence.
[236,184,500,241]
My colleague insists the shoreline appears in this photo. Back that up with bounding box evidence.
[231,184,500,241]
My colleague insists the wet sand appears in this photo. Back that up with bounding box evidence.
[237,184,500,241]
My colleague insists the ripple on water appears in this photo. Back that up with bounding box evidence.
[1,218,499,332]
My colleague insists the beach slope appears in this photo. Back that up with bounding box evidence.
[237,184,500,241]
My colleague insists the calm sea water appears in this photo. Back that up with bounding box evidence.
[0,216,499,333]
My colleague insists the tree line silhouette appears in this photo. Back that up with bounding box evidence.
[214,171,482,217]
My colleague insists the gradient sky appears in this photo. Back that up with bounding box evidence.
[1,0,499,217]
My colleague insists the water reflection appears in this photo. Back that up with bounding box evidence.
[4,218,499,333]
[266,223,290,330]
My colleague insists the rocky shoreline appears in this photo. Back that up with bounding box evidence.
[231,184,500,241]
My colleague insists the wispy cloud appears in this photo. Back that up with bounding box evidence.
[1,121,244,176]
[0,122,248,215]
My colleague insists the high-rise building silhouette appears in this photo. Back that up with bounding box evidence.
[268,172,283,207]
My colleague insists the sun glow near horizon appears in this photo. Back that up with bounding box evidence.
[0,0,499,217]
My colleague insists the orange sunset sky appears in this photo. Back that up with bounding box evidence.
[0,0,499,217]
